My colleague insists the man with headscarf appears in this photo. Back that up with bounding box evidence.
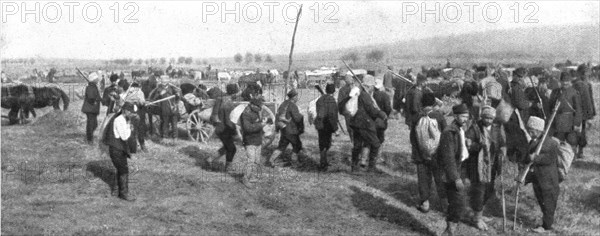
[572,64,595,158]
[520,116,561,233]
[268,89,306,168]
[438,104,470,235]
[81,72,102,144]
[315,83,339,171]
[549,72,582,152]
[465,106,506,231]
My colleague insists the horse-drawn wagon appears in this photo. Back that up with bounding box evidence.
[145,83,278,147]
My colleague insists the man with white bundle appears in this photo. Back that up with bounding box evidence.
[339,75,388,172]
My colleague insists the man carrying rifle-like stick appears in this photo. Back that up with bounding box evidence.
[513,102,561,233]
[340,61,388,172]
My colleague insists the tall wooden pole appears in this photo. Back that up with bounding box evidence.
[285,4,303,97]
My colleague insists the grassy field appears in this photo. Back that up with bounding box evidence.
[1,82,599,235]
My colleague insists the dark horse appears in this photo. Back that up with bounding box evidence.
[1,84,35,124]
[27,86,70,117]
[146,83,181,139]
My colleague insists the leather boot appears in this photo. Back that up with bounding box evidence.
[319,149,329,171]
[111,175,118,196]
[359,147,369,168]
[268,150,284,167]
[118,174,136,201]
[441,221,457,236]
[578,147,585,159]
[473,211,488,230]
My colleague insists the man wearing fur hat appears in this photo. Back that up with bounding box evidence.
[465,106,506,230]
[415,92,447,213]
[269,89,306,167]
[549,72,582,150]
[521,116,560,233]
[438,104,470,235]
[339,75,388,172]
[81,72,102,144]
[315,83,339,171]
[572,65,595,158]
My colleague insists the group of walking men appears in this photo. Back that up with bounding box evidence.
[402,64,595,235]
[207,73,393,188]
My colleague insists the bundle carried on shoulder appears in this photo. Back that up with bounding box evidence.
[495,98,514,123]
[415,111,441,160]
[484,80,503,101]
[307,97,318,125]
[553,137,575,182]
[345,86,361,117]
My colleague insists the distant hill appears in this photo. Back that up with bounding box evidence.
[286,24,600,69]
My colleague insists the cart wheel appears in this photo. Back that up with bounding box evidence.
[187,110,213,143]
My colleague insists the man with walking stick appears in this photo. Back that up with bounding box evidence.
[514,114,561,233]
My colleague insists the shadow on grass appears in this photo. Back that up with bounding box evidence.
[179,145,219,171]
[86,160,116,191]
[571,159,600,172]
[349,186,437,236]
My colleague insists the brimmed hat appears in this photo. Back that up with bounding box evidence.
[416,73,427,83]
[226,83,239,95]
[121,102,135,112]
[577,64,588,74]
[363,75,376,87]
[452,104,469,115]
[514,68,527,78]
[527,116,545,131]
[481,105,496,119]
[325,83,336,94]
[422,92,436,107]
[560,72,573,82]
[287,89,298,98]
[88,72,99,82]
[109,74,119,82]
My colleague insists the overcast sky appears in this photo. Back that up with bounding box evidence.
[1,1,598,59]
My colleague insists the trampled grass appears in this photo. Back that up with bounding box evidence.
[1,84,599,235]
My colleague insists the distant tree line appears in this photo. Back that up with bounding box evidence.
[234,52,273,64]
[341,49,386,63]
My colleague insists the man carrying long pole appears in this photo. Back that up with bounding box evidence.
[513,101,561,233]
[285,5,303,97]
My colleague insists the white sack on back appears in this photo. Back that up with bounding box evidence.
[345,86,360,117]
